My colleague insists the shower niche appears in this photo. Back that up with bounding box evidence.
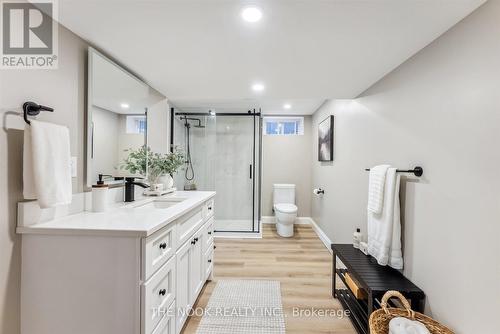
[172,110,261,234]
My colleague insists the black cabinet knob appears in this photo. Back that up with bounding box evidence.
[208,231,212,235]
[191,240,195,245]
[194,237,199,242]
[159,289,166,296]
[159,242,167,249]
[208,259,212,263]
[208,207,212,210]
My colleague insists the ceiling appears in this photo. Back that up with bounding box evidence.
[56,0,485,114]
[171,98,325,116]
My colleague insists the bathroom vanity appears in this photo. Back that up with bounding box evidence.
[17,191,215,334]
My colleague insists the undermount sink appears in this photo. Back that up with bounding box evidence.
[132,197,187,210]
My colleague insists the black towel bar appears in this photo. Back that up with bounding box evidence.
[23,101,54,125]
[364,166,423,177]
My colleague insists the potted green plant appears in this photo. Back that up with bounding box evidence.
[150,148,185,189]
[121,146,184,190]
[121,146,150,178]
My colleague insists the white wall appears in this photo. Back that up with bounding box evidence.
[117,114,146,168]
[148,99,170,155]
[311,1,500,333]
[262,116,312,217]
[91,106,120,181]
[0,25,88,334]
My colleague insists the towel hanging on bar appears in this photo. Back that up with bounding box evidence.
[365,166,423,177]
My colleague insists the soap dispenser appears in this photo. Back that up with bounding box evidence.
[92,174,109,212]
[353,228,362,249]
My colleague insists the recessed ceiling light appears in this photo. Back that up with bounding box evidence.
[251,83,265,92]
[120,103,130,109]
[283,104,291,110]
[241,6,262,23]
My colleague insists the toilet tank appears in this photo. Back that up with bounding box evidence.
[273,184,296,204]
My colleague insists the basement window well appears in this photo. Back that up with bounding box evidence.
[263,117,304,136]
[126,115,147,134]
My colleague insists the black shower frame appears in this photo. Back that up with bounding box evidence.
[170,109,262,234]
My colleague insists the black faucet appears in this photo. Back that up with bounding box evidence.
[124,177,149,202]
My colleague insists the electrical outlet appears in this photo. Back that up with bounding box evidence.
[71,156,77,178]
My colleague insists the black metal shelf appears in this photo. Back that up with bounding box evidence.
[337,289,368,334]
[332,244,425,334]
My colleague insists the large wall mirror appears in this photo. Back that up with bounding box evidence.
[86,48,168,188]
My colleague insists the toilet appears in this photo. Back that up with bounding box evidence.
[273,184,298,237]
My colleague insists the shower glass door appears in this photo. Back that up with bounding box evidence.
[214,115,259,232]
[172,111,261,234]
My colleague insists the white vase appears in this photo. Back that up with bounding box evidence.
[159,174,174,190]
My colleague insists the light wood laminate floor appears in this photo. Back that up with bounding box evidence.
[182,224,356,334]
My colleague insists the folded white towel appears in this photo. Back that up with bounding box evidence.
[367,165,390,214]
[389,317,430,334]
[23,120,72,208]
[367,167,403,269]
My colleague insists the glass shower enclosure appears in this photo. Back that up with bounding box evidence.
[172,110,261,234]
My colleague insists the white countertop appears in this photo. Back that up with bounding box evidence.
[16,191,216,237]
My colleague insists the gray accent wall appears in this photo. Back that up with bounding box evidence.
[262,116,312,217]
[0,26,88,334]
[311,1,499,333]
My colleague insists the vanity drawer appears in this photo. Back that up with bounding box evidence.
[177,206,204,247]
[203,198,215,219]
[143,223,177,280]
[151,301,175,334]
[142,256,176,334]
[203,218,214,253]
[204,242,214,281]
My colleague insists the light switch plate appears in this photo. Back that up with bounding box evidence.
[71,156,77,178]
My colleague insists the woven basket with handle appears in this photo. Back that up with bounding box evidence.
[369,291,454,334]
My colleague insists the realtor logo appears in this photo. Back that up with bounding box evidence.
[1,0,58,69]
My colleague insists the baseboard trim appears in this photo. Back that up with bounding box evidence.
[261,216,332,254]
[261,216,311,225]
[308,218,333,254]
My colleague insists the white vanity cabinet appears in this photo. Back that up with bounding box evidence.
[175,214,213,331]
[18,192,215,334]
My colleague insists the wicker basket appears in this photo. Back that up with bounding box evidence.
[369,291,454,334]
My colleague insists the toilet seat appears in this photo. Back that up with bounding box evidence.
[275,203,298,214]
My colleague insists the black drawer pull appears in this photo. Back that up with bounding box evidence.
[194,237,199,242]
[208,231,212,235]
[159,289,166,296]
[208,206,212,210]
[159,242,167,249]
[191,240,196,245]
[208,259,212,263]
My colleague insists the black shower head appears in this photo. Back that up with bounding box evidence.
[181,116,204,128]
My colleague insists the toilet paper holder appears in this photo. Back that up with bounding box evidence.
[313,188,325,195]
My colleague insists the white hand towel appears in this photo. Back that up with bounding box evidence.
[23,120,72,208]
[23,125,37,199]
[389,317,430,334]
[367,164,390,214]
[367,167,403,269]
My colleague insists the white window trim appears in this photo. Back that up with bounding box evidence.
[263,116,304,136]
[126,115,147,134]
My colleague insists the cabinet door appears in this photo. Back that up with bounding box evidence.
[175,240,191,333]
[152,301,175,334]
[189,228,204,305]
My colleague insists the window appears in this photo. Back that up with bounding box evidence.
[126,115,147,134]
[263,117,304,135]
